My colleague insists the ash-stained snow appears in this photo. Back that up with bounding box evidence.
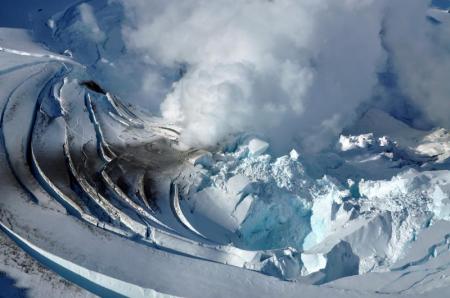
[0,230,93,298]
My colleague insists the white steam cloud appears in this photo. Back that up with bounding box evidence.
[117,0,449,152]
[384,1,450,129]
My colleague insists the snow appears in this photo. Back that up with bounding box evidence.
[226,174,253,196]
[290,149,300,161]
[247,138,270,157]
[0,222,171,298]
[339,133,375,151]
[415,128,450,163]
[0,229,93,298]
[188,150,214,168]
[1,1,450,297]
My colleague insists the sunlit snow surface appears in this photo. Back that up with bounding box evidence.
[1,2,450,298]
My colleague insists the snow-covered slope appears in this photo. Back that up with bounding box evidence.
[1,1,450,297]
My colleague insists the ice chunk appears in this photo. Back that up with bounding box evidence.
[320,241,359,283]
[301,253,327,274]
[259,248,302,281]
[189,151,213,168]
[187,187,241,237]
[303,177,349,250]
[47,19,55,29]
[248,138,269,157]
[338,133,374,151]
[232,194,254,224]
[290,149,300,161]
[227,174,253,197]
[431,185,450,220]
[378,136,390,147]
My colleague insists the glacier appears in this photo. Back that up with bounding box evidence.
[0,1,450,297]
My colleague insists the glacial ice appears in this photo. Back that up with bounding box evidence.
[338,133,375,151]
[247,138,270,157]
[171,123,450,282]
[188,151,214,168]
[10,11,449,286]
[289,149,300,161]
[1,1,450,296]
